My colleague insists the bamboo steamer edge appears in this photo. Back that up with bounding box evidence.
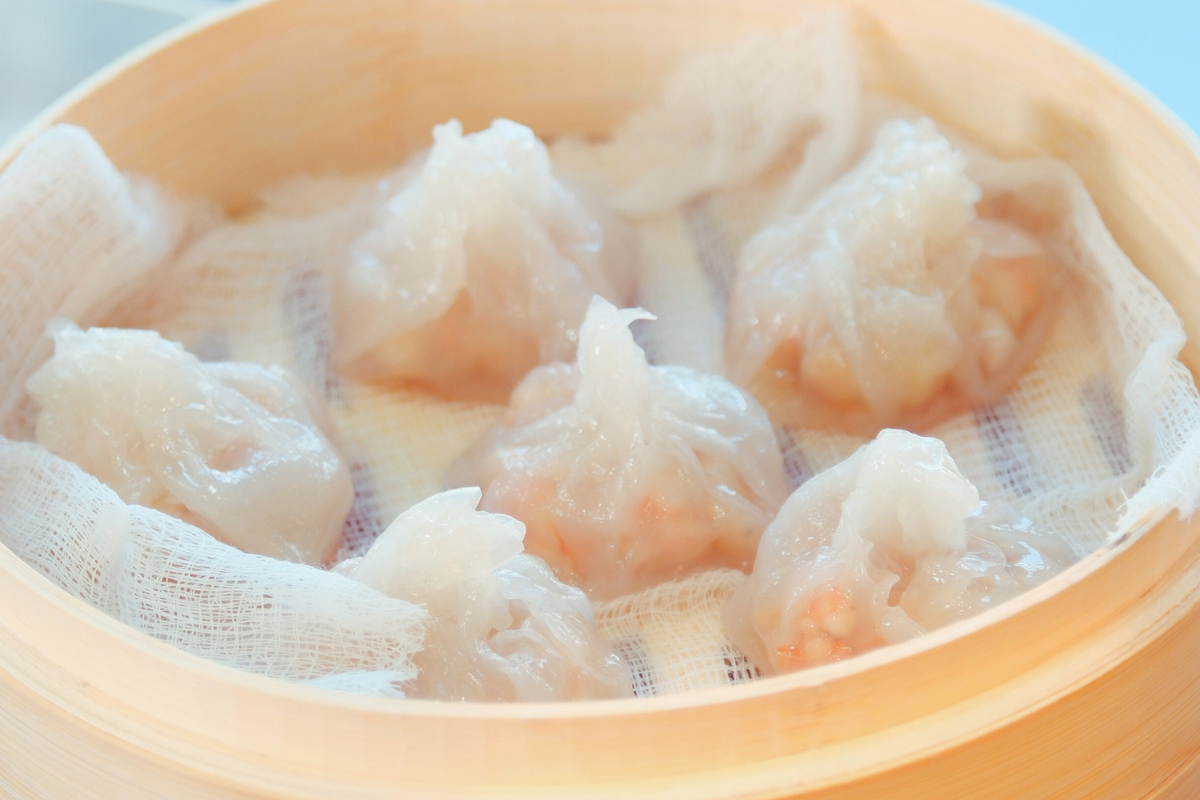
[2,0,1200,798]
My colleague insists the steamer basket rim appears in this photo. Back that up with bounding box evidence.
[0,0,1195,721]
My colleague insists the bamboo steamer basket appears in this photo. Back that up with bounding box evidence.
[2,0,1200,798]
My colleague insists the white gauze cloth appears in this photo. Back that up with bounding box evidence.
[4,19,1200,698]
[0,129,427,694]
[0,125,219,438]
[0,440,427,688]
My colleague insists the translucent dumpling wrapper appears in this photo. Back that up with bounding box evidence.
[0,124,220,438]
[553,16,862,380]
[550,12,861,218]
[726,118,1065,436]
[333,119,638,403]
[337,487,632,701]
[448,296,790,601]
[26,324,353,564]
[724,429,1077,675]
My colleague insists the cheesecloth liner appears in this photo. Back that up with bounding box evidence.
[2,15,1200,698]
[0,127,429,693]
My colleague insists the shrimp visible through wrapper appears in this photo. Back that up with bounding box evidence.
[769,586,861,670]
[726,119,1065,436]
[332,119,638,403]
[448,296,789,601]
[724,429,1076,675]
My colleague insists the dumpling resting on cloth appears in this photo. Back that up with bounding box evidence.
[723,429,1077,675]
[448,296,789,600]
[336,487,632,701]
[333,119,638,403]
[726,118,1064,436]
[26,323,353,564]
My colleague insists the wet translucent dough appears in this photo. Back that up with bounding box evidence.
[448,296,789,601]
[337,487,631,701]
[723,429,1077,675]
[726,118,1063,435]
[26,323,353,564]
[333,119,638,403]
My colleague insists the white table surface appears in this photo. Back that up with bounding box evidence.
[0,0,1197,145]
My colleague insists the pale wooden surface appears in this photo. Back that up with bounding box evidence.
[2,0,1200,797]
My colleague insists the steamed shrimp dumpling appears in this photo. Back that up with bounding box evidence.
[448,296,790,601]
[726,118,1063,435]
[337,487,632,701]
[333,119,637,402]
[723,429,1076,675]
[26,324,353,564]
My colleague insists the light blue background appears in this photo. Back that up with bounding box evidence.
[996,0,1200,135]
